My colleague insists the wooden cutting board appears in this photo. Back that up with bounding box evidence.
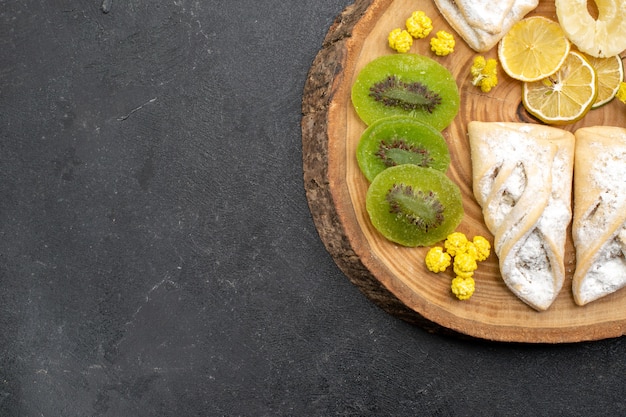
[301,0,626,343]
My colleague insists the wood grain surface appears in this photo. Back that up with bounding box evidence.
[302,0,626,343]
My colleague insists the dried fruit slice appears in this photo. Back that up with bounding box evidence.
[522,51,597,124]
[585,53,624,108]
[366,164,463,247]
[356,116,451,182]
[498,16,571,82]
[556,0,626,58]
[351,54,460,130]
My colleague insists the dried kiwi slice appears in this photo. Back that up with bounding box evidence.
[351,54,460,130]
[366,164,463,247]
[356,116,451,182]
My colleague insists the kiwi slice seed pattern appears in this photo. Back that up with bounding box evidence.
[366,164,463,247]
[351,54,460,130]
[386,184,445,232]
[357,116,451,182]
[376,138,433,168]
[369,75,443,113]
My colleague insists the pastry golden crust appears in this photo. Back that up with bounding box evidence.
[433,0,539,52]
[572,126,626,305]
[468,122,575,310]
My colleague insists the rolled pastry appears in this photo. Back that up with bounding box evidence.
[572,126,626,305]
[455,0,514,34]
[468,122,575,310]
[433,0,538,51]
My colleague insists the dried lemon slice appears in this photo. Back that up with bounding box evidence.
[522,51,598,124]
[585,54,624,108]
[498,16,571,82]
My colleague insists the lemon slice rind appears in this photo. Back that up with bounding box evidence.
[498,16,571,82]
[522,51,598,125]
[587,54,625,109]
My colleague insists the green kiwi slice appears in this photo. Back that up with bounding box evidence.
[351,54,460,130]
[366,164,463,247]
[356,115,451,182]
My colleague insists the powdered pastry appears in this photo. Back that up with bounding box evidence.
[455,0,514,34]
[433,0,539,51]
[469,122,574,310]
[572,126,626,305]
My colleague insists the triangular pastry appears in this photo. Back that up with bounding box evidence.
[433,0,539,52]
[455,0,515,34]
[469,122,575,311]
[572,126,626,305]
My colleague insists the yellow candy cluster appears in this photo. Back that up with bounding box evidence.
[425,232,491,301]
[406,11,433,39]
[424,247,451,273]
[388,28,413,53]
[451,276,475,301]
[430,30,455,56]
[387,11,455,56]
[470,56,499,93]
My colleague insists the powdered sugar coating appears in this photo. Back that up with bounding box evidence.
[573,127,626,305]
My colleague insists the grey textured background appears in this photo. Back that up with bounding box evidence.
[1,1,625,415]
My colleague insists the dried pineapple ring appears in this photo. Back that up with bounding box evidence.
[556,0,626,58]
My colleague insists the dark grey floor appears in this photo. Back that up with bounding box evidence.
[1,1,625,415]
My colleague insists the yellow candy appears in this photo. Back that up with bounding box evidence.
[444,232,469,257]
[425,246,452,273]
[453,252,478,278]
[388,28,413,53]
[406,11,433,39]
[451,276,475,300]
